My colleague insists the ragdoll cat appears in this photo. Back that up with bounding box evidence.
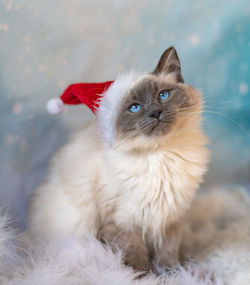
[28,47,209,272]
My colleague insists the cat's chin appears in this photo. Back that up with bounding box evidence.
[113,115,203,152]
[113,131,170,152]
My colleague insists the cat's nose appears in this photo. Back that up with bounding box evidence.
[149,109,162,119]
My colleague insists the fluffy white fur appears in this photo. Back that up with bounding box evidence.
[97,71,141,144]
[2,189,250,284]
[182,189,250,285]
[0,208,13,260]
[0,208,18,275]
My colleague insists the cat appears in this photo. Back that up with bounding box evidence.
[28,47,209,272]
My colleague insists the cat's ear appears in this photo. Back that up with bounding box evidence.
[152,46,184,83]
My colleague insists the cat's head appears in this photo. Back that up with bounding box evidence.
[97,47,203,150]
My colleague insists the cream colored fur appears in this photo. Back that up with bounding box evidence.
[182,189,250,285]
[28,73,209,269]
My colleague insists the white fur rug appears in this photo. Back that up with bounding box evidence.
[1,189,250,285]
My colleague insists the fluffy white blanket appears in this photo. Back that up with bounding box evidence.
[1,189,250,285]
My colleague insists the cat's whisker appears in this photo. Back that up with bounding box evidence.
[202,94,250,112]
[203,100,250,109]
[177,108,250,136]
[114,128,139,149]
[202,92,239,101]
[203,110,249,135]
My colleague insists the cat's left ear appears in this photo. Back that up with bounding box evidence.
[152,46,184,83]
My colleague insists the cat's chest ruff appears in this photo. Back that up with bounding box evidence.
[105,150,187,229]
[108,151,168,191]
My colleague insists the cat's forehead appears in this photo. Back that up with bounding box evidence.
[127,74,177,100]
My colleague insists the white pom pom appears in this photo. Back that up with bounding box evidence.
[46,98,64,114]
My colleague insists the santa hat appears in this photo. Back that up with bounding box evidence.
[46,72,141,143]
[46,81,114,114]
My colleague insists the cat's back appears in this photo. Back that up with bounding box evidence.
[50,120,102,177]
[31,119,102,202]
[28,120,103,240]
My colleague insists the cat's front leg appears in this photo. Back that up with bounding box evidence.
[100,221,155,274]
[154,221,182,268]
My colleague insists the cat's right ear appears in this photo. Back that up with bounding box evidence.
[152,46,184,83]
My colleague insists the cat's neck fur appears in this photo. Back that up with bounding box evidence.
[102,122,209,245]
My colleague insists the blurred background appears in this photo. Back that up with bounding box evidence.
[0,0,250,230]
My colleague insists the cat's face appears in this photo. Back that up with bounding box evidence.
[116,75,192,138]
[115,47,202,144]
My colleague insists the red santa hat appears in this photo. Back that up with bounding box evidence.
[46,72,141,143]
[46,81,114,114]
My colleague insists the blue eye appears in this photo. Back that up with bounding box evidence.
[129,103,142,113]
[159,91,170,101]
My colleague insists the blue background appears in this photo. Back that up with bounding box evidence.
[0,0,249,229]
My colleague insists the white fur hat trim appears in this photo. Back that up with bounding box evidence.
[46,98,64,114]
